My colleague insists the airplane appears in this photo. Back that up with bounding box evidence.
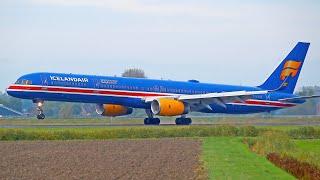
[6,42,320,125]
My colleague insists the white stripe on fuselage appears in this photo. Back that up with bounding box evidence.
[7,84,297,108]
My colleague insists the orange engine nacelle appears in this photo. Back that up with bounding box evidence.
[96,104,133,117]
[151,98,189,116]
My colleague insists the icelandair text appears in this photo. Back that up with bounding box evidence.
[50,76,89,83]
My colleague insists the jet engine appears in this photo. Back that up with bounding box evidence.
[96,104,133,117]
[151,98,189,116]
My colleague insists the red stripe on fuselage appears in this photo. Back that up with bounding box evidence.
[232,99,295,107]
[245,99,295,107]
[7,85,167,97]
[7,85,296,107]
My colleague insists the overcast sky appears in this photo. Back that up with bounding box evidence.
[0,0,319,92]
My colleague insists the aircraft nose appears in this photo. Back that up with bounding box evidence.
[6,85,14,96]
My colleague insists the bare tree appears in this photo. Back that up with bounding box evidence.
[121,68,146,78]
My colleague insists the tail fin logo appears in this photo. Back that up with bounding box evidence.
[280,60,302,80]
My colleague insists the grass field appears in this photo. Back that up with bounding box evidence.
[202,137,294,180]
[1,118,320,179]
[295,139,320,153]
[289,139,320,168]
[242,130,320,179]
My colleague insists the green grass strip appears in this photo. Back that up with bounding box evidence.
[0,126,257,140]
[1,126,320,141]
[202,137,294,180]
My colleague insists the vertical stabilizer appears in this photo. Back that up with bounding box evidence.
[259,42,310,94]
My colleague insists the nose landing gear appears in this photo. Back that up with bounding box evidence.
[37,113,45,120]
[34,101,45,120]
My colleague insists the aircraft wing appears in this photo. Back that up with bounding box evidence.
[279,95,320,103]
[145,90,268,110]
[178,90,268,109]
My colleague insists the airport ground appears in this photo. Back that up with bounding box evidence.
[1,116,320,127]
[1,117,320,179]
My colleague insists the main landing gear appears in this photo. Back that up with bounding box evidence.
[175,115,192,125]
[143,110,192,125]
[144,109,160,125]
[144,118,160,125]
[34,100,45,120]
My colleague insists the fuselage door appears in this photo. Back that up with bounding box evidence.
[40,75,48,86]
[266,93,271,101]
[94,78,101,89]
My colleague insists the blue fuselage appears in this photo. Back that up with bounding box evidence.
[7,72,304,114]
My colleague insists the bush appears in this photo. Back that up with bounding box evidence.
[249,131,295,155]
[288,127,320,139]
[242,137,256,148]
[238,126,259,137]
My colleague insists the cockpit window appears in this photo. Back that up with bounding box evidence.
[15,79,32,85]
[15,80,21,84]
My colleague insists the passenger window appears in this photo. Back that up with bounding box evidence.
[26,80,32,85]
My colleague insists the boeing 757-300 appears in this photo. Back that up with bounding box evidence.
[6,42,319,125]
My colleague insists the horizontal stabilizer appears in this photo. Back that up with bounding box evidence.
[279,95,320,102]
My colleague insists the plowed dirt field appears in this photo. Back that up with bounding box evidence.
[0,139,202,180]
